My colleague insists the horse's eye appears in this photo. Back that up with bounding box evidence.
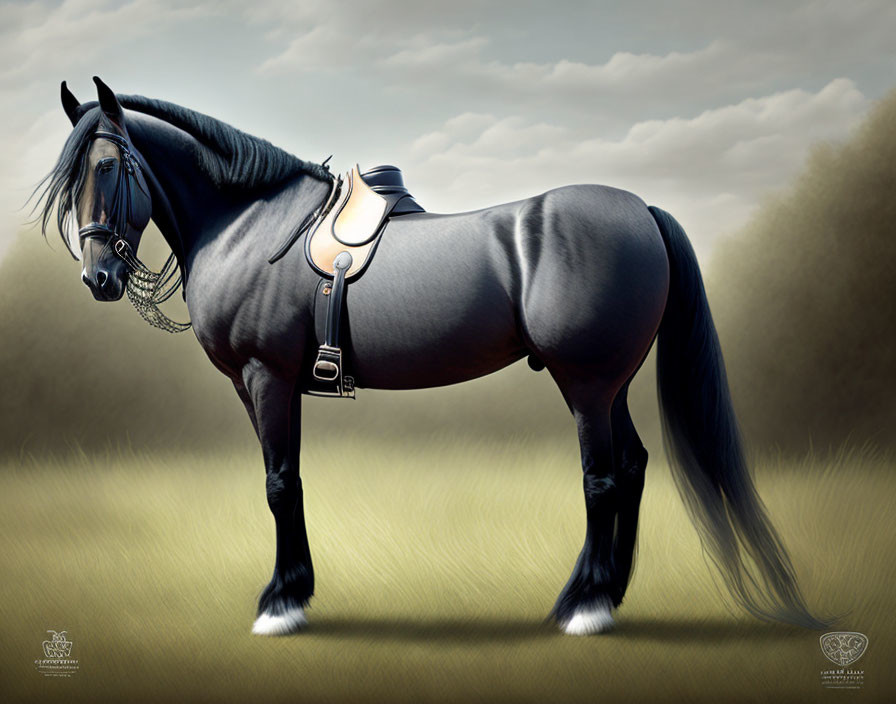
[97,158,116,174]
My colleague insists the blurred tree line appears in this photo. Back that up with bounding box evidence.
[710,89,895,454]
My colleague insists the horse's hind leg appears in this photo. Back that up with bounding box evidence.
[550,377,620,635]
[609,383,648,608]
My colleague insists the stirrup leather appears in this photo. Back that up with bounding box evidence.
[308,250,355,398]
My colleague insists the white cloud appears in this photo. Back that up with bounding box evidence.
[0,0,208,88]
[252,0,894,120]
[257,24,373,74]
[401,79,868,260]
[381,38,735,93]
[378,36,491,72]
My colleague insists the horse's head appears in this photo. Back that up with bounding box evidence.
[56,77,152,301]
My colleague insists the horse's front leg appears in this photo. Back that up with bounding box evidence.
[235,359,312,636]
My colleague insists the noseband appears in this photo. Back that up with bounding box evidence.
[79,130,191,333]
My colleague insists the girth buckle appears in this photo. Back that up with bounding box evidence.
[313,345,342,382]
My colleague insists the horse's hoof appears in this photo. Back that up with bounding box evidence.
[560,603,615,635]
[251,606,307,636]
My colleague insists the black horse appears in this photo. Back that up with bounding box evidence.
[37,77,825,636]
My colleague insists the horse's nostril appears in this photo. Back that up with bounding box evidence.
[81,272,91,288]
[96,270,108,288]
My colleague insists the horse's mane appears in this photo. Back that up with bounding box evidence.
[33,109,101,247]
[117,95,332,188]
[32,94,332,246]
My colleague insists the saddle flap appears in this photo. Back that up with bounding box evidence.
[332,166,389,246]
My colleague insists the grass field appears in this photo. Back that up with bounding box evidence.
[1,436,893,703]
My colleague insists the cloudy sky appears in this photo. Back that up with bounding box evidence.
[3,0,895,262]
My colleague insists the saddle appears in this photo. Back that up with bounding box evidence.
[269,164,424,398]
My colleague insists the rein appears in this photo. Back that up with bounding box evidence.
[79,131,191,333]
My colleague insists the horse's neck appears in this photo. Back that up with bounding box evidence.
[128,120,231,275]
[128,119,328,282]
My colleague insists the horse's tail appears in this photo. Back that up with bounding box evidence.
[648,205,828,629]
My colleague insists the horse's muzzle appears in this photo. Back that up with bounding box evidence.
[80,235,128,301]
[81,264,126,301]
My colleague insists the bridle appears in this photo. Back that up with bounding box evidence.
[77,130,144,259]
[78,130,191,333]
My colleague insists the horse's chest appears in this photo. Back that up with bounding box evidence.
[186,256,308,371]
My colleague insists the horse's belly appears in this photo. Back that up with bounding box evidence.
[342,227,525,390]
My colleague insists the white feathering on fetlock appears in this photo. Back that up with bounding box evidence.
[251,606,307,636]
[560,601,615,635]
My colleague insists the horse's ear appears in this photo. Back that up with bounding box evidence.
[60,81,82,126]
[93,76,125,128]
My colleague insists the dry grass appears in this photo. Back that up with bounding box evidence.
[1,437,894,703]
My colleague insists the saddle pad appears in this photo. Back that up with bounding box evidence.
[333,168,389,246]
[306,166,391,279]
